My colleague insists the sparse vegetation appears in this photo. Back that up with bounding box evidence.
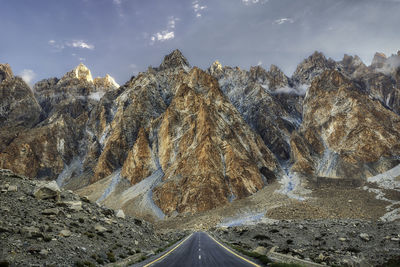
[378,257,400,267]
[107,251,116,263]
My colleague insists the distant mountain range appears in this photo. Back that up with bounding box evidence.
[1,49,399,220]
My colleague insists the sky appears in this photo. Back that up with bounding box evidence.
[1,0,400,86]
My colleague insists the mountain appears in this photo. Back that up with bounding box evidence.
[79,53,279,219]
[208,61,301,161]
[0,63,42,130]
[291,70,400,179]
[1,49,400,221]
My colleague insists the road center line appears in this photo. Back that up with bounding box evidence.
[199,255,201,260]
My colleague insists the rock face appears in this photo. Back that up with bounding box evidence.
[292,51,337,86]
[121,127,156,185]
[2,49,400,218]
[0,63,118,181]
[93,74,119,90]
[208,62,301,161]
[291,70,400,179]
[159,49,190,70]
[0,64,42,129]
[0,63,14,82]
[152,68,278,215]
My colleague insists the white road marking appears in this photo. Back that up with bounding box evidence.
[199,248,201,251]
[199,255,201,260]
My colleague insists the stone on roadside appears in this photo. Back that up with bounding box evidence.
[360,233,370,241]
[80,196,91,203]
[116,209,125,219]
[33,181,60,201]
[22,226,43,239]
[39,249,49,257]
[253,246,268,255]
[7,185,17,192]
[57,201,82,212]
[59,229,72,237]
[42,208,60,215]
[94,224,107,233]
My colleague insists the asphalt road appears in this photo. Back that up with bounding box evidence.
[139,232,260,267]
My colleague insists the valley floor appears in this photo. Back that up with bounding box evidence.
[155,177,399,231]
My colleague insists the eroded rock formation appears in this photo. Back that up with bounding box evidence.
[1,49,400,218]
[291,70,400,179]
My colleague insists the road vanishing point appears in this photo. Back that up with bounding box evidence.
[135,232,260,267]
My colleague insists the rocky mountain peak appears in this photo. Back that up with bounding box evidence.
[339,54,368,78]
[249,65,268,82]
[266,64,290,90]
[0,63,14,83]
[341,54,363,67]
[58,63,93,84]
[159,49,190,70]
[210,60,223,73]
[371,52,387,68]
[74,63,93,82]
[93,74,119,90]
[208,60,225,79]
[292,68,400,179]
[292,51,336,85]
[0,63,42,130]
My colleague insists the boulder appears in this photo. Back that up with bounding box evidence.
[57,201,83,212]
[253,246,268,255]
[94,224,108,233]
[115,209,126,219]
[59,229,72,237]
[33,181,60,201]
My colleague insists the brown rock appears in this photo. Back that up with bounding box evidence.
[33,181,61,201]
[0,63,13,82]
[0,65,42,129]
[291,70,400,179]
[121,128,156,184]
[152,68,278,215]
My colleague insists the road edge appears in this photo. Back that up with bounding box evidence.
[137,233,194,267]
[205,232,261,267]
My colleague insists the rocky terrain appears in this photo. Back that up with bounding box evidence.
[211,219,400,266]
[0,169,185,267]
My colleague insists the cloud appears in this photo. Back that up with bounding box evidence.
[271,84,308,95]
[112,0,125,18]
[19,69,36,86]
[274,18,294,25]
[49,39,95,50]
[48,40,65,50]
[375,54,400,74]
[167,16,180,29]
[193,0,207,18]
[151,31,175,42]
[150,16,179,44]
[242,0,268,5]
[68,40,95,49]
